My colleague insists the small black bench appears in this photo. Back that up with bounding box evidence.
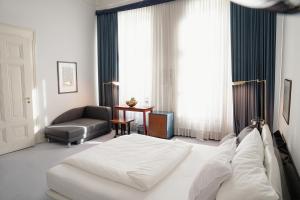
[111,119,134,137]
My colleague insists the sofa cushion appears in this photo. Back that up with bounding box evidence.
[52,107,85,125]
[45,125,84,140]
[69,118,108,133]
[46,118,108,140]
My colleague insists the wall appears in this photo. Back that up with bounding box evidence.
[274,13,300,174]
[0,0,97,142]
[96,0,141,9]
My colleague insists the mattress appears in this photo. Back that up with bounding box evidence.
[47,143,218,200]
[62,134,192,191]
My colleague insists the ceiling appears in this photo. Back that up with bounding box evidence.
[95,0,142,9]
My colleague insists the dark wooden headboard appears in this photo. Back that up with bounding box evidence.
[273,131,300,200]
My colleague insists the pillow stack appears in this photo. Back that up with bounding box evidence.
[216,128,280,200]
[262,125,282,200]
[188,137,236,200]
[189,126,282,200]
[237,126,254,144]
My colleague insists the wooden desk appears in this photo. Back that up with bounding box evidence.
[114,105,154,135]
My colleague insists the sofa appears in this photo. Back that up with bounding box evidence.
[45,106,112,147]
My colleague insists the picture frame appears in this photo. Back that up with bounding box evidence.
[57,61,78,94]
[283,79,292,125]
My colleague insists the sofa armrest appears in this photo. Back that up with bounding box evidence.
[84,106,112,121]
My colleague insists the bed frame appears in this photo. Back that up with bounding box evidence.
[273,131,300,200]
[47,129,300,200]
[47,190,70,200]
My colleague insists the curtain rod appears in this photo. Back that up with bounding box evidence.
[96,0,175,15]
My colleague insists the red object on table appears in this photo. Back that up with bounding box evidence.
[114,105,154,135]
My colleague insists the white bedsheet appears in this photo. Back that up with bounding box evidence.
[63,134,192,191]
[47,143,218,200]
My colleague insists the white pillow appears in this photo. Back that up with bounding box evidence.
[265,144,282,199]
[188,138,236,200]
[262,124,282,199]
[262,125,275,152]
[216,129,279,200]
[220,133,236,145]
[236,128,264,161]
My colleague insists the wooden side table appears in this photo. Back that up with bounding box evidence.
[114,105,154,135]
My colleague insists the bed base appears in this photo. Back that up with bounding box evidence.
[46,190,70,200]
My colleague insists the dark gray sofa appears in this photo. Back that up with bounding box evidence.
[45,106,111,147]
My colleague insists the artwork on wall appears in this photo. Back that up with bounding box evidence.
[57,61,78,94]
[283,79,292,124]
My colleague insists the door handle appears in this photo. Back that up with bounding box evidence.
[25,97,31,104]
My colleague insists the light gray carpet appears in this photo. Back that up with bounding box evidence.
[0,132,218,200]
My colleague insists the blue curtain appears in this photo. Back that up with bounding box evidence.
[97,13,119,107]
[231,3,277,133]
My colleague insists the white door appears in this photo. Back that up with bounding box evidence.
[0,24,35,155]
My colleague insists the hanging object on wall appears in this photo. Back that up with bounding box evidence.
[57,61,78,94]
[283,79,292,125]
[231,0,300,13]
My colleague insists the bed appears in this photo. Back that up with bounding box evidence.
[47,135,218,200]
[47,126,285,200]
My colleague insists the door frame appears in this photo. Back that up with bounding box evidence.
[0,23,37,145]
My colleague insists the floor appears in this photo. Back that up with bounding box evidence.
[0,132,218,200]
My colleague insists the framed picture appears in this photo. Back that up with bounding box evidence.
[57,61,78,94]
[283,79,292,124]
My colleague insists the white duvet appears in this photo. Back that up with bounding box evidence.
[63,134,192,191]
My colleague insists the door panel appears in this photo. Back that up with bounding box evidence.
[0,47,4,128]
[0,63,4,123]
[0,128,9,154]
[0,128,6,144]
[0,39,4,59]
[6,64,26,119]
[13,126,28,139]
[6,41,24,60]
[0,24,34,155]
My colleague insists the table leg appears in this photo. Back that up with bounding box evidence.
[143,112,147,135]
[121,124,126,135]
[127,122,131,135]
[123,110,126,121]
[114,124,119,138]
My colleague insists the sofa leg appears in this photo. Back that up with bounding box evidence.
[67,142,71,148]
[47,138,51,143]
[80,139,84,144]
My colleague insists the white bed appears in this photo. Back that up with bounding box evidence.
[47,126,282,200]
[47,140,218,200]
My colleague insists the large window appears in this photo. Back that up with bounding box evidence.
[118,0,233,140]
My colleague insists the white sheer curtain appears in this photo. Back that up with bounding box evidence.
[118,0,233,140]
[118,7,153,125]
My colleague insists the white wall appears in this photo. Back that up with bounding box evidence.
[0,0,97,142]
[274,13,300,174]
[96,0,141,10]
